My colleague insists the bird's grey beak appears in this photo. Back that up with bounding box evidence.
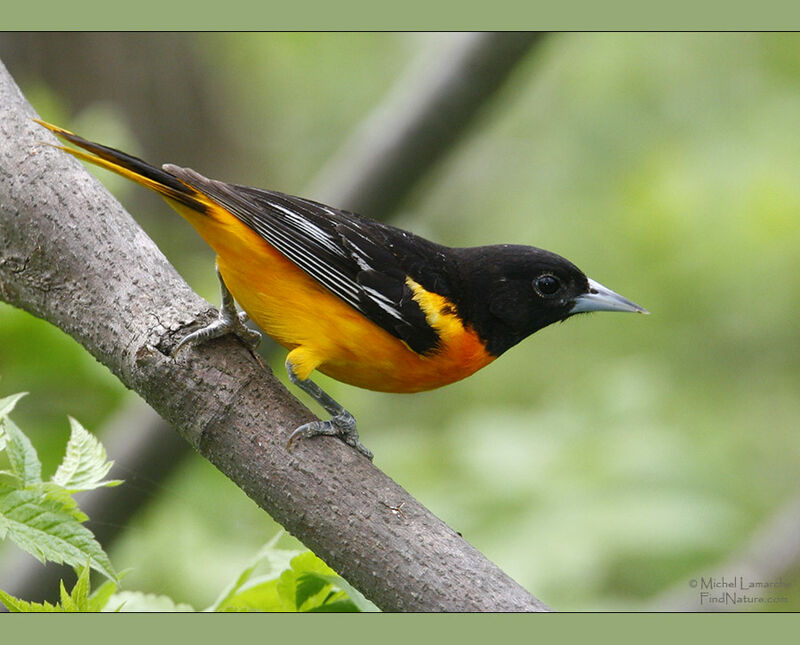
[570,278,649,315]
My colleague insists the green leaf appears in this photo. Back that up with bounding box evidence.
[306,599,360,612]
[0,487,116,581]
[276,552,341,611]
[295,572,329,608]
[215,579,288,612]
[207,533,301,611]
[271,551,376,612]
[0,587,61,612]
[0,472,22,489]
[0,392,27,420]
[59,579,78,611]
[310,573,379,612]
[103,591,194,612]
[52,417,122,492]
[39,482,88,523]
[209,541,376,612]
[0,392,28,457]
[57,565,93,612]
[1,416,41,487]
[276,567,302,610]
[0,564,119,612]
[70,562,92,610]
[296,572,378,612]
[87,578,119,612]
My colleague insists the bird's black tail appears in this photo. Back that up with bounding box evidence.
[35,119,210,214]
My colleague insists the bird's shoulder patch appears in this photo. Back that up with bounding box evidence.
[404,277,467,343]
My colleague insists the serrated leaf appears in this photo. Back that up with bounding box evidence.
[0,392,28,455]
[39,482,88,522]
[0,392,27,420]
[0,487,116,581]
[70,562,92,610]
[0,587,61,612]
[1,562,115,613]
[59,579,78,611]
[52,417,122,492]
[103,591,194,612]
[1,417,41,487]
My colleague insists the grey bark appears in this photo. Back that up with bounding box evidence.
[0,59,549,610]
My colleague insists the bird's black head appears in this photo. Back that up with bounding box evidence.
[451,244,647,356]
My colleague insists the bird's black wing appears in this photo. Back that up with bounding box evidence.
[166,166,444,355]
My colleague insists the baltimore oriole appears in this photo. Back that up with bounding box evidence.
[37,120,647,459]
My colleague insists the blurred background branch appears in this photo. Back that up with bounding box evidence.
[308,32,544,211]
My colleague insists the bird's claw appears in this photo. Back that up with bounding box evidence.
[287,412,373,460]
[173,308,262,362]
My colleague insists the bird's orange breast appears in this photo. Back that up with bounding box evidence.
[173,200,495,393]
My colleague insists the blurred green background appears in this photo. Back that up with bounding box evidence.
[1,33,799,611]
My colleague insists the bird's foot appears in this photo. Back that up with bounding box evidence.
[173,265,263,365]
[287,411,373,460]
[174,309,261,356]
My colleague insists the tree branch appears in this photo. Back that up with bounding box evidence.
[0,61,548,610]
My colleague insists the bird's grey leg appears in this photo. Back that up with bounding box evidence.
[285,361,373,460]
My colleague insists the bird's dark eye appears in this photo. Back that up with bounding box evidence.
[534,274,561,296]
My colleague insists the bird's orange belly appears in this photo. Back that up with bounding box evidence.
[220,252,495,393]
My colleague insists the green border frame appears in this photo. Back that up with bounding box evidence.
[3,1,800,30]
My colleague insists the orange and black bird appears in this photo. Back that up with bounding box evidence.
[37,120,648,460]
